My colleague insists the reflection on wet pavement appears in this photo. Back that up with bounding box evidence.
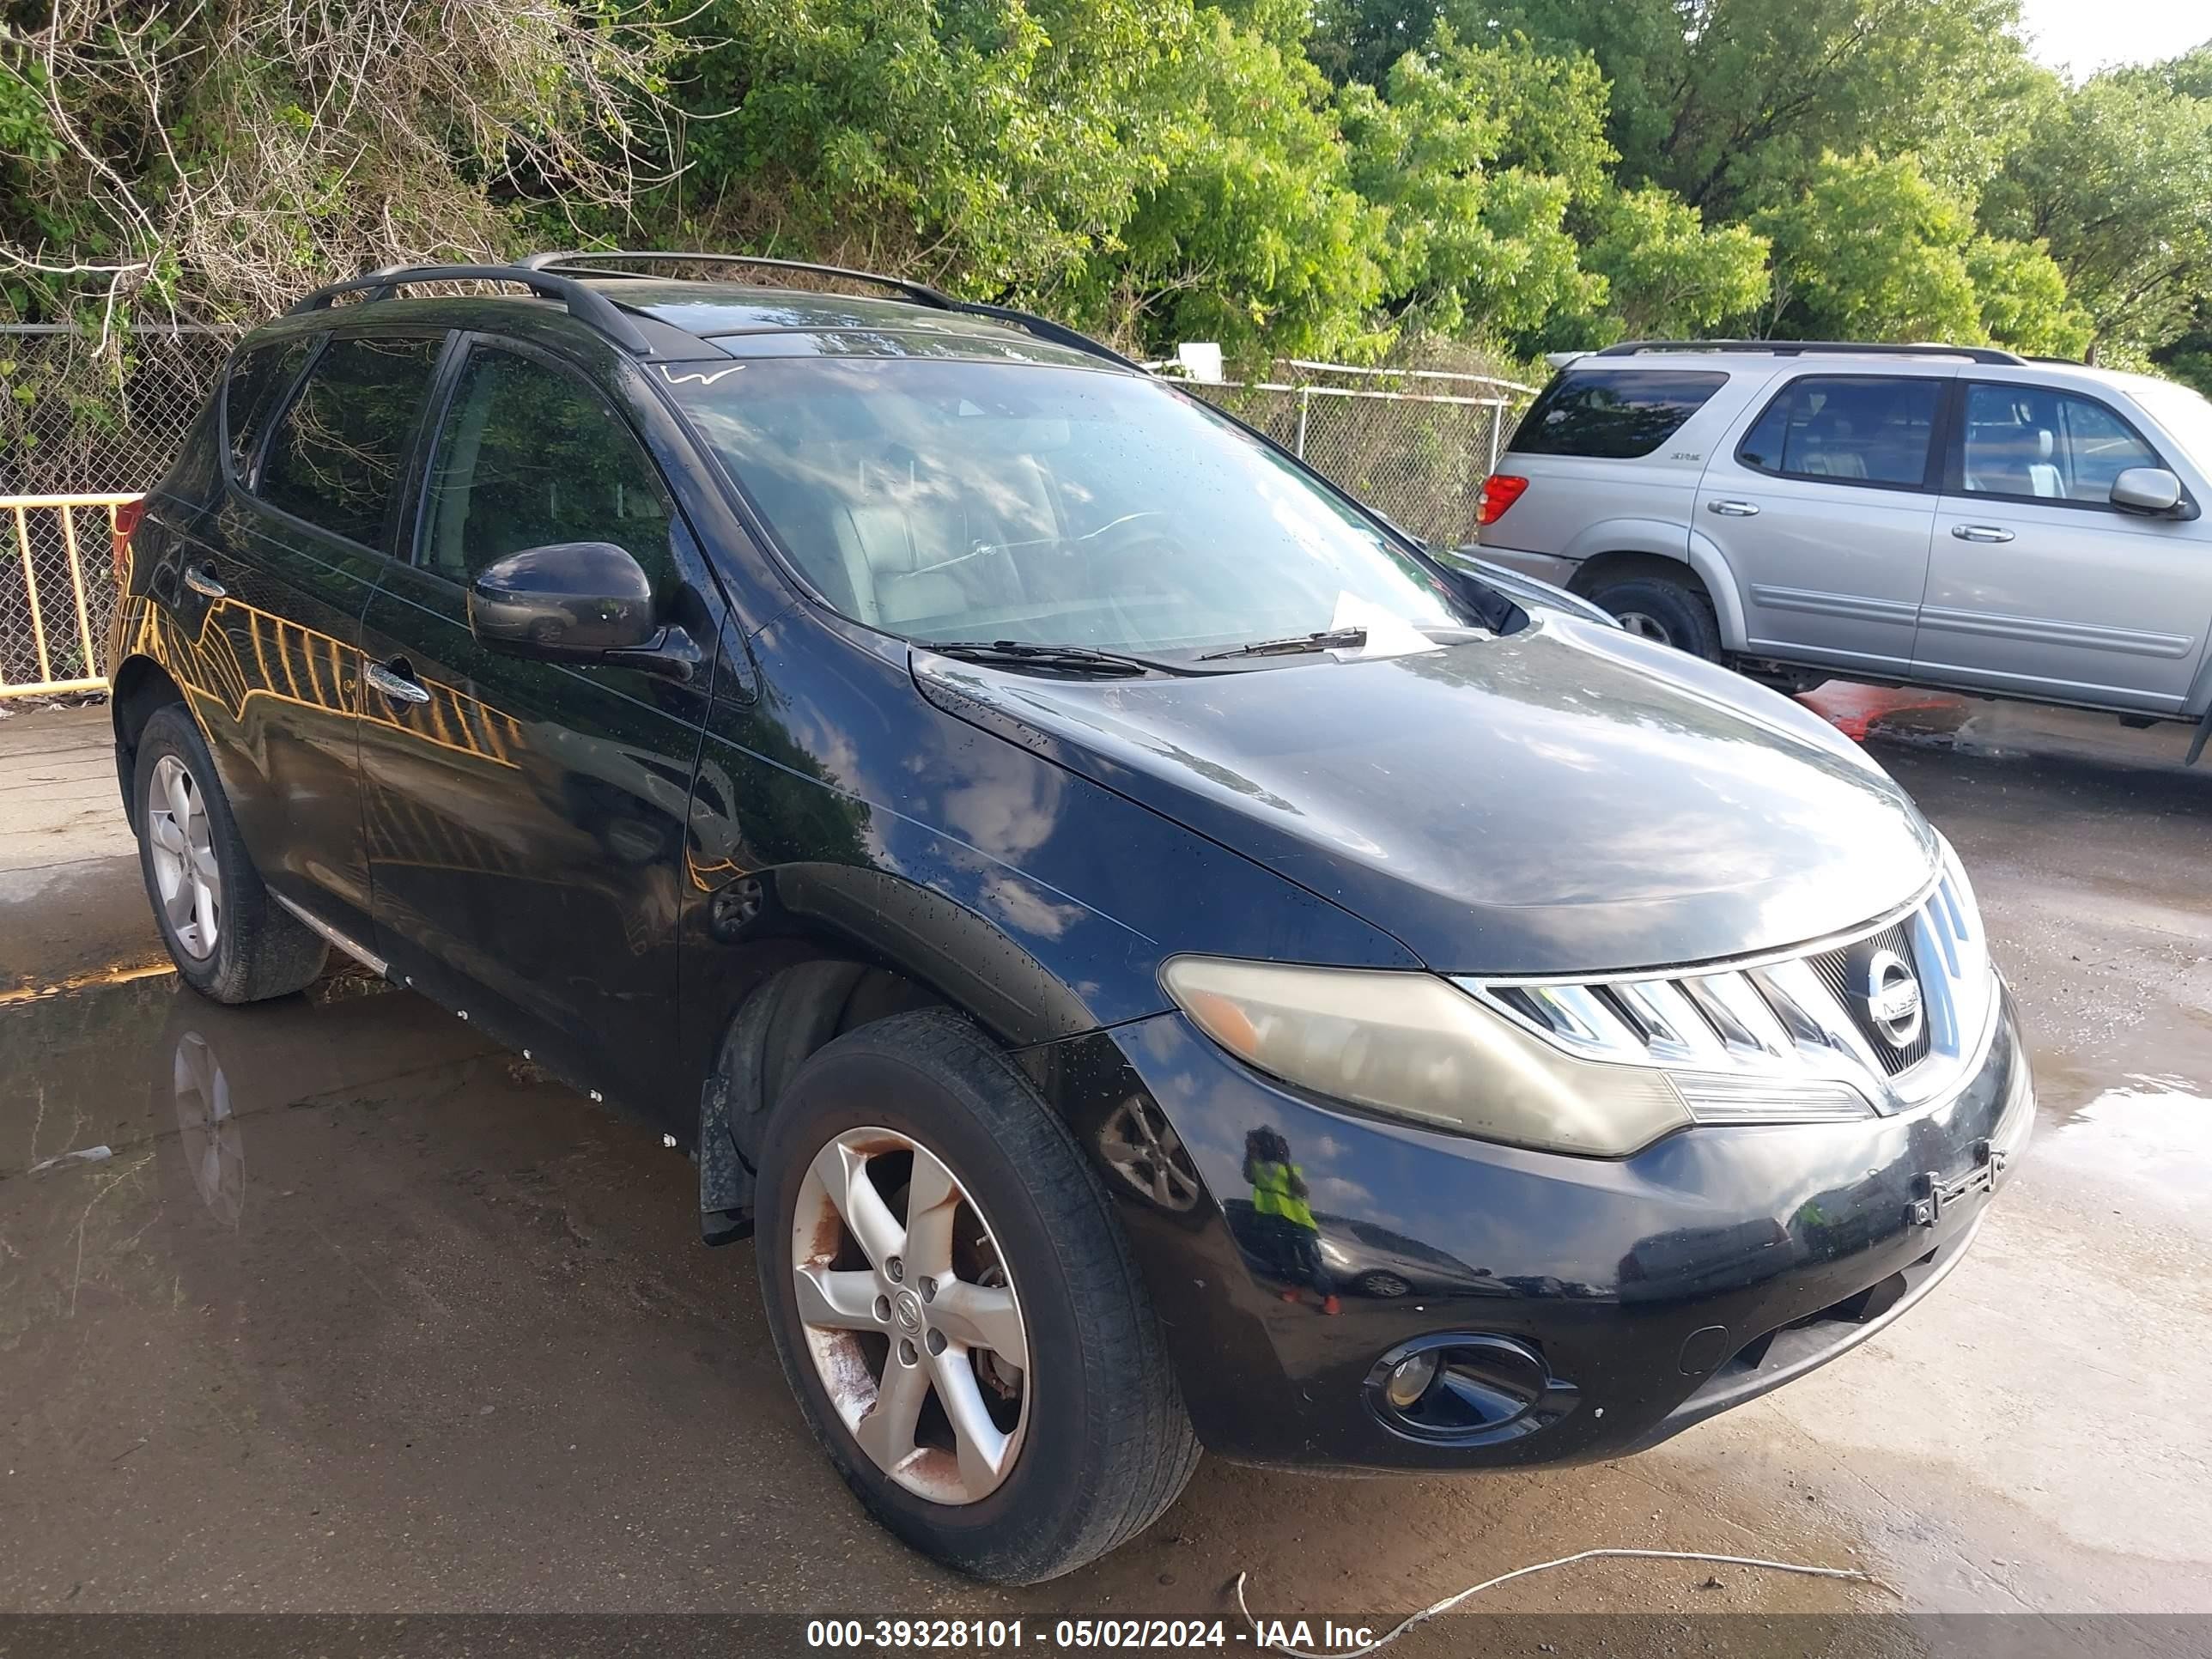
[2047,1078,2212,1218]
[2,694,2209,1625]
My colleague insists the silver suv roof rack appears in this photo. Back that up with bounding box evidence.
[1594,338,2027,366]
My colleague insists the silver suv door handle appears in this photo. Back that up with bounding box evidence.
[182,565,227,599]
[366,661,431,706]
[1706,500,1760,517]
[1951,524,2015,544]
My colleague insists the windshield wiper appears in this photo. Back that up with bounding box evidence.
[919,639,1161,678]
[1197,627,1368,661]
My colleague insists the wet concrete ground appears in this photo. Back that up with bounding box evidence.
[1,692,2208,1641]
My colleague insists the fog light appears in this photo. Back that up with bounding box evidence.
[1364,1334,1578,1446]
[1382,1350,1440,1411]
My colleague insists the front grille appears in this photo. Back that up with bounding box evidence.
[1460,849,1995,1122]
[1808,921,1931,1077]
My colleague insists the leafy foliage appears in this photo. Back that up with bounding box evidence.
[1338,27,1609,340]
[1078,10,1390,361]
[0,0,2209,400]
[1981,65,2212,361]
[1574,189,1772,345]
[1366,0,2040,216]
[672,1,1180,297]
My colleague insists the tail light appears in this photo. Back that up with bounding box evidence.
[1474,475,1526,526]
[1474,474,1528,527]
[111,498,145,583]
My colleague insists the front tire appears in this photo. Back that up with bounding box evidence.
[1586,573,1723,661]
[132,703,328,1004]
[754,1010,1199,1583]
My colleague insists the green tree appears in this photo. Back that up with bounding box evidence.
[1964,236,2092,358]
[1082,9,1389,362]
[1574,187,1771,343]
[675,1,1185,298]
[1980,64,2212,362]
[1756,152,2086,352]
[1337,27,1610,337]
[1,3,678,328]
[1757,151,1984,343]
[1320,0,2039,217]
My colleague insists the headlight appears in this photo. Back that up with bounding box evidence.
[1159,957,1694,1157]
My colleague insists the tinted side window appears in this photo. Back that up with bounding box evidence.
[1738,375,1940,488]
[222,337,314,482]
[421,347,676,590]
[257,336,444,546]
[1960,383,2163,503]
[1509,369,1728,459]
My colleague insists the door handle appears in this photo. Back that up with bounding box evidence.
[1951,524,2015,544]
[366,660,431,706]
[1706,500,1760,517]
[182,564,227,599]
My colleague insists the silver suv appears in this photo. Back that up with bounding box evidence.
[1474,342,2212,759]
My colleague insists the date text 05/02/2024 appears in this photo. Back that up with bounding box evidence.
[805,1620,1380,1650]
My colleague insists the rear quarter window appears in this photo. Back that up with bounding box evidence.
[255,335,444,548]
[222,336,316,483]
[1509,368,1729,460]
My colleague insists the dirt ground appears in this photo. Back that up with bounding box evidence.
[1,690,2208,1653]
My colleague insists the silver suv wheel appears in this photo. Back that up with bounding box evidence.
[792,1126,1030,1504]
[147,752,222,959]
[1613,610,1670,642]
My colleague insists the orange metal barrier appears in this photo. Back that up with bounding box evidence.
[1,492,140,698]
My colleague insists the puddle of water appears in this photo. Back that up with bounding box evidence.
[2043,1075,2212,1218]
[0,967,474,1184]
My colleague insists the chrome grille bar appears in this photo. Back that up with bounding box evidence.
[1455,840,1999,1125]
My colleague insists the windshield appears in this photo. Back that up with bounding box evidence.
[2134,380,2212,473]
[671,359,1479,657]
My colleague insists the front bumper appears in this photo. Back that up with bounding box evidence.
[1039,983,2032,1471]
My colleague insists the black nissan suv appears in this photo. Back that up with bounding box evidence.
[108,253,2033,1583]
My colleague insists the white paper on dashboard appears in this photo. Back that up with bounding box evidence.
[1328,592,1445,659]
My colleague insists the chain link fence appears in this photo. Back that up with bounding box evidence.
[3,325,233,696]
[1,325,232,496]
[0,325,1533,696]
[1182,362,1534,548]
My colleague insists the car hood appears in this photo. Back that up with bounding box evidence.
[912,615,1939,976]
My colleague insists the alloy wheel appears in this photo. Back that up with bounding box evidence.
[147,754,222,960]
[792,1127,1030,1505]
[1613,611,1672,644]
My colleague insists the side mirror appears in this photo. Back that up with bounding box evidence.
[468,541,659,656]
[2110,467,2184,516]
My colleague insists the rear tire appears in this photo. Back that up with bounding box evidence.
[753,1010,1199,1583]
[132,703,328,1004]
[1587,574,1723,661]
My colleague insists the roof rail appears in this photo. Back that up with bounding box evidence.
[520,249,957,310]
[288,264,655,355]
[1595,338,2027,366]
[523,248,1146,373]
[942,298,1149,373]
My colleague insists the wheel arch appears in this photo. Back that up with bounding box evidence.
[689,862,1121,1243]
[109,654,191,829]
[1571,542,1749,654]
